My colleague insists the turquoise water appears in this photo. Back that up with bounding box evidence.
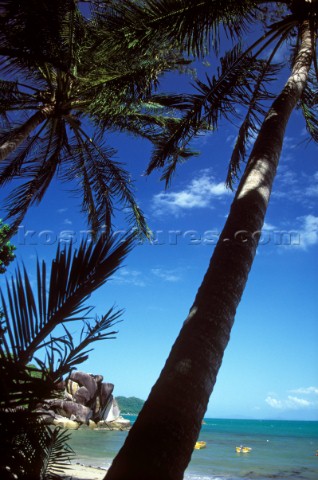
[67,418,318,479]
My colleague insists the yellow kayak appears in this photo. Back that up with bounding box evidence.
[194,441,207,450]
[236,446,252,453]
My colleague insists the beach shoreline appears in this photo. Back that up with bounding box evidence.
[61,463,107,480]
[61,419,318,480]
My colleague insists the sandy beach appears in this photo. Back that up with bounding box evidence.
[61,463,107,480]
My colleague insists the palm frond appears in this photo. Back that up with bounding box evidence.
[97,96,188,143]
[0,0,87,71]
[95,0,258,58]
[38,309,122,380]
[59,1,88,73]
[146,44,274,185]
[300,73,318,142]
[0,232,135,365]
[0,79,35,118]
[41,426,75,479]
[0,109,49,163]
[0,118,50,186]
[0,354,57,408]
[82,49,189,105]
[1,120,67,233]
[1,117,150,238]
[226,36,287,189]
[62,126,150,237]
[0,409,74,480]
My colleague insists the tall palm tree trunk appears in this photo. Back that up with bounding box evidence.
[0,110,48,161]
[104,22,313,480]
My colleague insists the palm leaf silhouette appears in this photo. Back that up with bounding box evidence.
[0,232,135,410]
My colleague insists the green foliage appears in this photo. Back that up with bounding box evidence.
[0,220,15,274]
[27,363,44,379]
[116,396,145,415]
[94,0,259,58]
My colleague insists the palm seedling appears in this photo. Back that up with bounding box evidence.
[0,231,134,479]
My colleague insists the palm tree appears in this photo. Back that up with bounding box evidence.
[0,0,191,238]
[100,1,318,479]
[0,231,135,479]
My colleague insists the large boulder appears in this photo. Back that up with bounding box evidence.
[45,399,92,423]
[69,372,98,402]
[36,371,130,430]
[74,386,91,405]
[53,415,80,429]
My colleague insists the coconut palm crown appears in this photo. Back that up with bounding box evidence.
[0,0,193,238]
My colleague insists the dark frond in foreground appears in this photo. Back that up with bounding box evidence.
[0,232,135,478]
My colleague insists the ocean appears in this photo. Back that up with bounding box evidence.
[67,418,318,480]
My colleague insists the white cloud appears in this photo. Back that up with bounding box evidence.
[57,208,67,213]
[273,215,318,251]
[297,215,318,249]
[112,268,146,287]
[277,169,298,188]
[64,218,73,225]
[266,396,284,409]
[151,268,182,283]
[262,221,276,231]
[306,184,318,196]
[152,171,232,215]
[273,168,318,205]
[266,387,318,411]
[113,267,184,285]
[286,396,313,408]
[266,395,314,410]
[282,136,297,150]
[305,172,318,197]
[289,387,318,395]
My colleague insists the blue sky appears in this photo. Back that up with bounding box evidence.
[1,60,318,421]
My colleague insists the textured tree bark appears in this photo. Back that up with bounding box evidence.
[0,110,48,161]
[104,21,313,480]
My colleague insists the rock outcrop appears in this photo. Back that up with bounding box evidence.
[37,371,130,430]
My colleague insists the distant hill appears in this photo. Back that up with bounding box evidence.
[116,396,144,415]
